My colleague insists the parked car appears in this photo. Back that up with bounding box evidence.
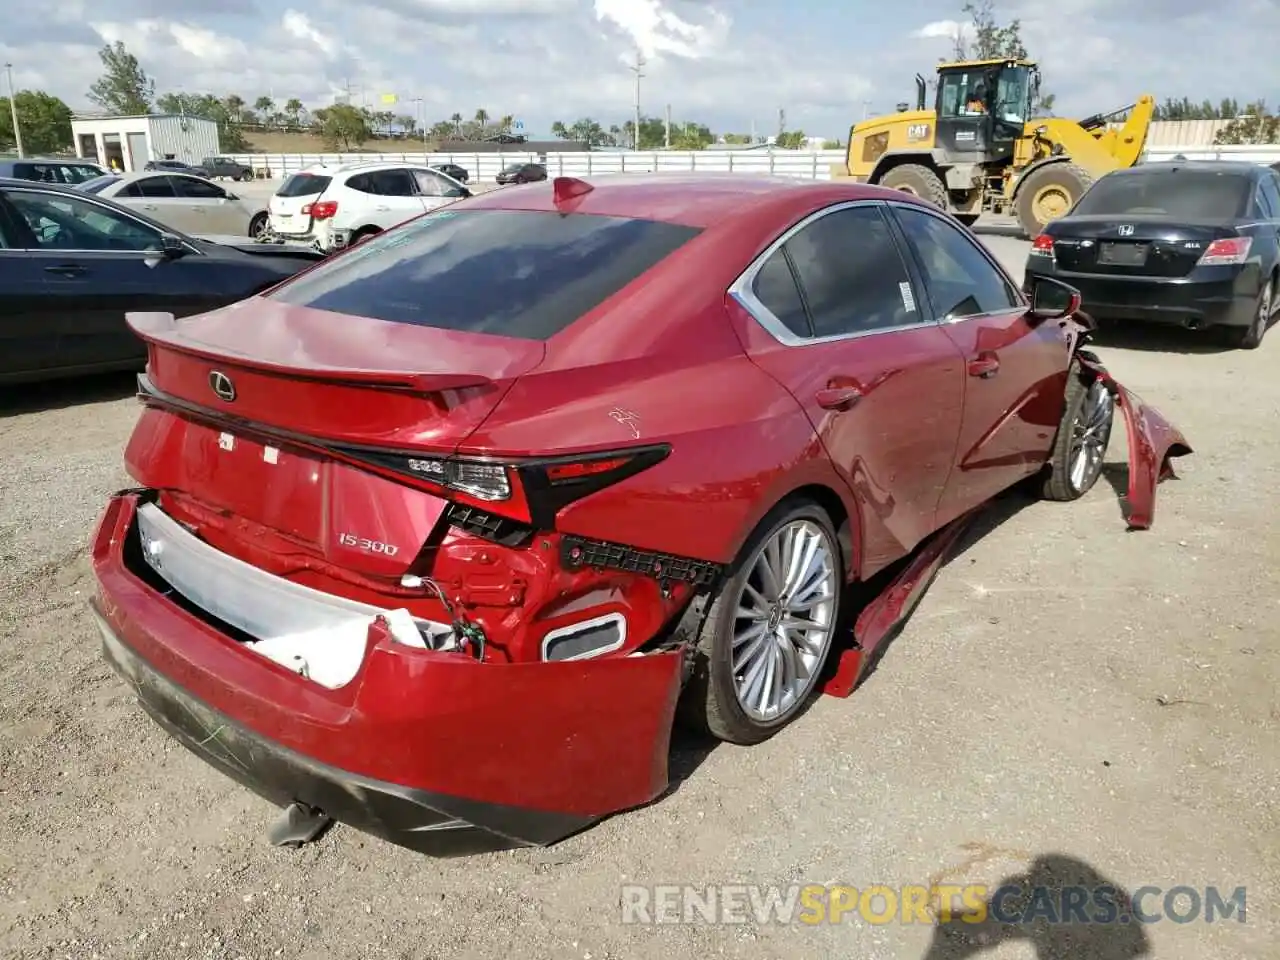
[89,175,1189,855]
[0,158,108,184]
[1025,160,1280,349]
[265,160,470,252]
[77,171,270,239]
[200,156,255,181]
[0,177,323,384]
[495,162,547,185]
[144,159,206,176]
[429,163,469,183]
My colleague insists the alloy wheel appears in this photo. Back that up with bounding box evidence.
[1068,380,1114,493]
[730,519,838,722]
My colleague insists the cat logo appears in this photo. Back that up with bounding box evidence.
[907,124,931,142]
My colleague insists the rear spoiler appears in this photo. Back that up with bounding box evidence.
[125,312,494,393]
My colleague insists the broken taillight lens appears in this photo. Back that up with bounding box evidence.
[1030,234,1055,257]
[1196,236,1251,266]
[303,200,339,219]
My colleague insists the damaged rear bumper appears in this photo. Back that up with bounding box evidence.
[90,493,684,854]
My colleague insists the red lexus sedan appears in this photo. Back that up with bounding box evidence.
[90,174,1189,854]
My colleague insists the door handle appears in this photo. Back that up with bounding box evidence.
[815,386,863,411]
[142,204,158,210]
[968,354,1000,378]
[44,264,86,277]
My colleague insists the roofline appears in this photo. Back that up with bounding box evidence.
[70,113,217,122]
[938,58,1037,70]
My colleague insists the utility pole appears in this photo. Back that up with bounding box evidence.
[411,97,425,151]
[664,104,671,149]
[628,49,645,150]
[4,64,23,158]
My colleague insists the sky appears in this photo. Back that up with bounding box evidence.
[3,0,1279,139]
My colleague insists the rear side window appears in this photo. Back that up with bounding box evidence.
[277,173,331,198]
[750,251,812,337]
[268,209,702,340]
[1073,170,1251,219]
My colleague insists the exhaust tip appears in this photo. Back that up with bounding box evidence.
[268,801,333,848]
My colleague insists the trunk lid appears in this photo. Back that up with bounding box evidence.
[128,300,545,451]
[1049,215,1239,278]
[125,300,545,577]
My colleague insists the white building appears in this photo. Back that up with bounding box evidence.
[70,114,221,173]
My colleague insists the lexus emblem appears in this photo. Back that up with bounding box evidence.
[208,371,236,402]
[1117,224,1135,236]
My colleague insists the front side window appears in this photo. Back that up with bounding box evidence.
[412,169,452,197]
[893,206,1019,319]
[268,209,702,340]
[5,189,163,251]
[781,205,916,337]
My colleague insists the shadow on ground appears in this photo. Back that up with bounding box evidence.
[0,371,139,416]
[920,853,1152,960]
[1087,320,1242,356]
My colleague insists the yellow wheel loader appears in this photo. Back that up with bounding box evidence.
[843,59,1154,238]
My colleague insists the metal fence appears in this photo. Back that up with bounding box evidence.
[225,143,1280,183]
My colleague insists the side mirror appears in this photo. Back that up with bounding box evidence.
[1028,275,1081,321]
[158,234,189,260]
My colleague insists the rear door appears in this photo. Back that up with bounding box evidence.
[888,202,1071,524]
[1,186,224,369]
[730,200,967,576]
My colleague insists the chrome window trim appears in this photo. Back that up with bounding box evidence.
[5,185,199,255]
[883,198,1029,324]
[727,198,940,347]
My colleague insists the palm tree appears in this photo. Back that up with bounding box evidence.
[498,114,514,133]
[450,112,463,136]
[284,98,303,130]
[224,94,246,124]
[254,96,274,126]
[474,108,489,131]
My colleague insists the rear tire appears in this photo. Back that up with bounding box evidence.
[878,163,948,210]
[1015,163,1094,238]
[352,226,382,243]
[679,499,843,745]
[1224,276,1273,350]
[1041,361,1115,501]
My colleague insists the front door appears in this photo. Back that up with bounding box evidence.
[887,202,1073,525]
[364,168,430,229]
[730,201,967,578]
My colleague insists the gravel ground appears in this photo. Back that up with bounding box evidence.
[1,220,1277,960]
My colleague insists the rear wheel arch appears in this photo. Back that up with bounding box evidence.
[782,484,855,580]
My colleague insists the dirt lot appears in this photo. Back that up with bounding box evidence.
[0,223,1276,960]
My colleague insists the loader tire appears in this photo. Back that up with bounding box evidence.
[1016,162,1094,238]
[879,163,948,210]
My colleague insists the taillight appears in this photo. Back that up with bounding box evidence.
[1030,234,1055,257]
[335,445,671,528]
[1196,236,1251,266]
[303,200,338,219]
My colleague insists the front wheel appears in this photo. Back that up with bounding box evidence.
[680,500,843,745]
[1015,163,1094,238]
[248,212,268,238]
[1041,363,1116,501]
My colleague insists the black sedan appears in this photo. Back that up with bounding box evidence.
[1024,160,1280,349]
[0,178,324,384]
[430,163,469,184]
[495,162,547,185]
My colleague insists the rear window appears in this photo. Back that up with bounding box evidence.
[267,209,702,340]
[277,173,332,198]
[1073,170,1252,219]
[79,175,120,194]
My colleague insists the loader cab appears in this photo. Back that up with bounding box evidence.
[935,59,1037,163]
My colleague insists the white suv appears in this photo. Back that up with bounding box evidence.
[266,160,471,252]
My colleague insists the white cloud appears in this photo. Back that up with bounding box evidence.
[593,0,730,60]
[913,19,972,42]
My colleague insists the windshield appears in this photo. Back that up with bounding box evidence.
[277,173,331,198]
[993,65,1031,124]
[1073,170,1252,219]
[267,209,702,340]
[79,175,121,194]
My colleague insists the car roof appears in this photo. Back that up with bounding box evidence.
[460,173,922,228]
[1110,160,1262,181]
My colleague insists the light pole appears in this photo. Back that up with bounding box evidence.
[4,63,23,158]
[410,97,426,151]
[628,49,645,150]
